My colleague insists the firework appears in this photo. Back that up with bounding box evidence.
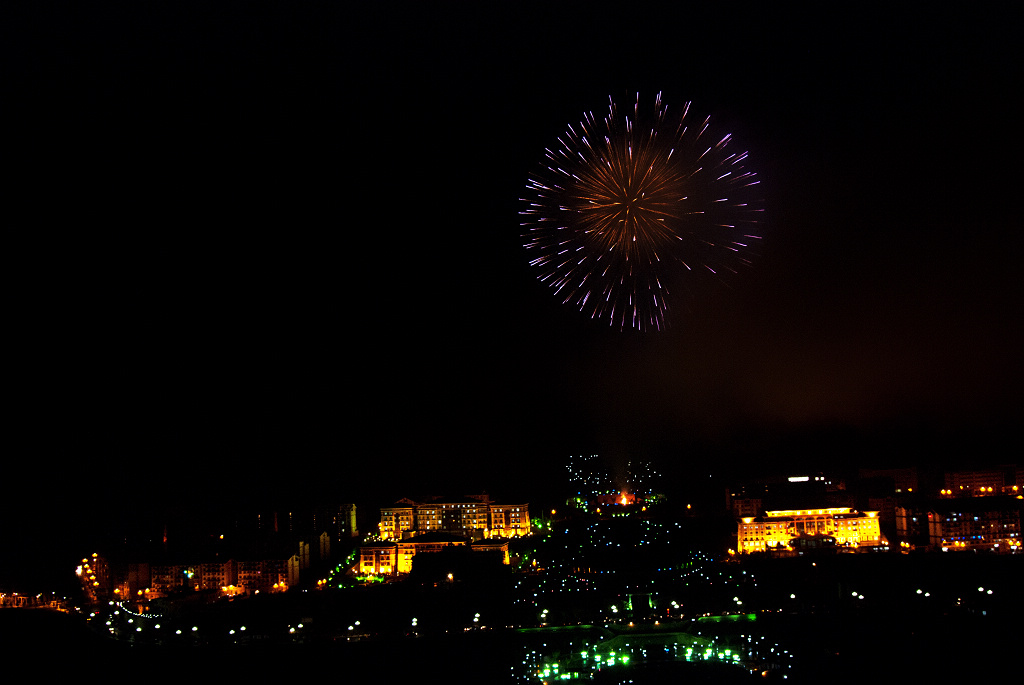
[521,92,763,331]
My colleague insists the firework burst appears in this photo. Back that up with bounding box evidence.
[521,92,763,331]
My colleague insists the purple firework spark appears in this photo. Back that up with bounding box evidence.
[521,92,764,331]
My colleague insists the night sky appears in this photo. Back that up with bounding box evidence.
[4,4,1021,574]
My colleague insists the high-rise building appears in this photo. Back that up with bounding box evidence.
[336,503,358,538]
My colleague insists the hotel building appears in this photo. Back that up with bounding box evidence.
[378,496,530,541]
[737,507,883,554]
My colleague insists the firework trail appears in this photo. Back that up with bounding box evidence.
[521,92,763,331]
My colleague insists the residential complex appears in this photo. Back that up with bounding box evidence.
[897,497,1022,552]
[114,558,293,600]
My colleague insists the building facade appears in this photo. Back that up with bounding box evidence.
[358,532,510,576]
[895,497,1022,552]
[927,507,1020,551]
[737,507,883,554]
[378,496,530,541]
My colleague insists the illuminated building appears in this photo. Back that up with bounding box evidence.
[928,507,1020,552]
[198,560,237,591]
[487,502,530,537]
[915,497,1022,552]
[378,496,530,541]
[234,559,288,594]
[897,487,1023,551]
[941,465,1022,497]
[737,507,883,554]
[359,532,510,576]
[360,542,397,575]
[379,500,416,540]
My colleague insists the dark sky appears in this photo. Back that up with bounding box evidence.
[4,3,1021,564]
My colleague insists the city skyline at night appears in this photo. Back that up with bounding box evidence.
[3,7,1021,679]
